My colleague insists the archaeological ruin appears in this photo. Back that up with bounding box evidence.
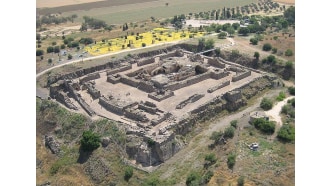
[47,45,279,169]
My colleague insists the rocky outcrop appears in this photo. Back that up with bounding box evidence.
[45,135,60,155]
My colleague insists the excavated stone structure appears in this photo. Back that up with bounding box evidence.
[47,46,279,169]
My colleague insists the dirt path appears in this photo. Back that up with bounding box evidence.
[265,96,294,126]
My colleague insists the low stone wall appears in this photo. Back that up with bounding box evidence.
[224,90,242,102]
[207,57,226,68]
[86,83,100,99]
[176,94,205,109]
[232,71,251,82]
[65,81,95,116]
[148,90,174,102]
[138,81,156,93]
[165,72,211,91]
[124,108,149,122]
[99,96,124,115]
[210,70,229,80]
[137,58,155,66]
[107,74,121,84]
[79,72,100,84]
[151,112,172,126]
[106,64,132,76]
[120,75,140,87]
[138,104,157,114]
[56,91,78,110]
[207,80,230,93]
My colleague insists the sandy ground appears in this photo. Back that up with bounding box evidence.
[265,96,295,126]
[273,0,295,5]
[36,0,105,8]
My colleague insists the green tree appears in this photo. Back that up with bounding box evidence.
[227,27,235,37]
[124,167,133,181]
[277,124,295,142]
[60,44,66,49]
[284,6,295,25]
[262,43,272,51]
[54,46,60,53]
[267,55,276,64]
[201,170,214,184]
[205,39,215,50]
[253,118,276,134]
[68,54,73,60]
[48,58,52,64]
[288,86,295,95]
[260,97,273,110]
[272,47,277,54]
[238,27,250,36]
[36,49,44,56]
[232,23,240,30]
[47,46,54,53]
[218,32,227,39]
[80,130,101,152]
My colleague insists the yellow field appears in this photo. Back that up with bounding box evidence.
[84,28,205,56]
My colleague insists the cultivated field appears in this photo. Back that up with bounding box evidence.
[36,0,105,8]
[41,0,258,24]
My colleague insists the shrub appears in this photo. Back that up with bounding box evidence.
[250,38,258,45]
[218,32,227,39]
[262,43,272,51]
[227,153,236,169]
[288,86,295,95]
[52,41,57,46]
[124,167,133,181]
[201,170,214,184]
[205,153,217,165]
[147,138,155,147]
[142,43,146,47]
[277,124,295,142]
[237,176,245,186]
[272,47,277,54]
[47,46,54,53]
[48,58,52,64]
[80,130,101,152]
[54,46,60,53]
[285,49,293,56]
[267,55,276,64]
[36,49,44,56]
[60,44,66,49]
[68,54,72,60]
[186,171,201,186]
[253,118,276,134]
[224,126,235,139]
[260,97,273,110]
[276,91,286,101]
[230,120,238,128]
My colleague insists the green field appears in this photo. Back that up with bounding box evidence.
[61,0,257,24]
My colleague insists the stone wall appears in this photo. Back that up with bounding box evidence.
[207,57,226,68]
[86,83,101,99]
[138,81,156,93]
[99,96,123,115]
[224,90,242,102]
[120,75,140,87]
[148,90,174,102]
[124,108,149,122]
[56,91,78,110]
[165,72,211,91]
[79,72,100,84]
[207,80,230,93]
[232,70,251,82]
[106,63,132,76]
[210,70,229,80]
[65,81,95,116]
[151,112,172,126]
[176,94,205,109]
[138,103,157,114]
[107,74,121,84]
[137,58,155,66]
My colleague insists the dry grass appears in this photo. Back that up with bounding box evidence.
[273,0,295,5]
